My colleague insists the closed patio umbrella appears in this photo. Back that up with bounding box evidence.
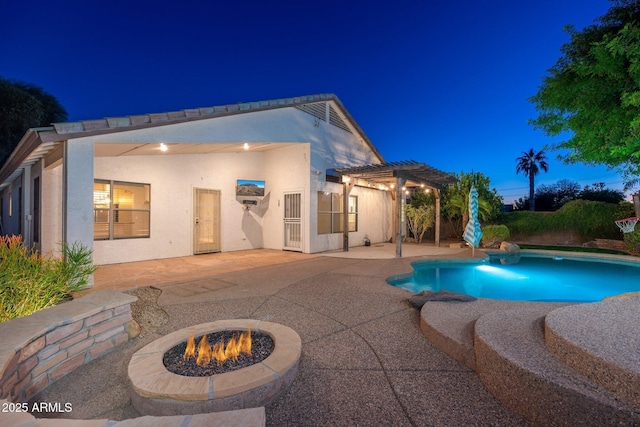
[463,185,483,256]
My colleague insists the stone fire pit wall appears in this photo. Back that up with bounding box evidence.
[129,319,301,416]
[0,290,137,402]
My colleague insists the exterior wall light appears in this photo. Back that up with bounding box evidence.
[159,143,168,152]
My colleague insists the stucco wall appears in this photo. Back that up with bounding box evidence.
[262,144,310,252]
[93,152,267,264]
[307,111,392,253]
[41,163,63,257]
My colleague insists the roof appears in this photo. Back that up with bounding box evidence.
[0,93,383,189]
[332,160,457,190]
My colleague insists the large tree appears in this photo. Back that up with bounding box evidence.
[529,0,640,188]
[516,148,549,211]
[0,77,67,166]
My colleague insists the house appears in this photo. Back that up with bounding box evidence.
[0,93,455,266]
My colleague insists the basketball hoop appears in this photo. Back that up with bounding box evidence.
[615,217,639,233]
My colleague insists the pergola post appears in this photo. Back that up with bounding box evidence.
[395,176,405,258]
[342,182,353,251]
[435,188,441,247]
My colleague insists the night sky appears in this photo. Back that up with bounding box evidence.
[1,0,624,202]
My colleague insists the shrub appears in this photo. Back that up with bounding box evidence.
[499,200,635,240]
[624,230,640,256]
[0,236,96,322]
[405,204,435,243]
[481,225,510,247]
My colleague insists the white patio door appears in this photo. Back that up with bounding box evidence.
[193,188,221,254]
[283,192,302,251]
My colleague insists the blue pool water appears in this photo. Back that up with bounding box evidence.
[387,253,640,302]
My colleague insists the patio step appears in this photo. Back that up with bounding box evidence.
[419,299,564,370]
[420,299,640,426]
[474,307,640,426]
[544,295,640,409]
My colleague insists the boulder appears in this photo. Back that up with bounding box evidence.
[499,241,520,254]
[126,319,142,339]
[408,290,476,309]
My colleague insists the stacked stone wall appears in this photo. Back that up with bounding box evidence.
[0,290,136,402]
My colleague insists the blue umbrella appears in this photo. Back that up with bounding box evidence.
[463,185,483,256]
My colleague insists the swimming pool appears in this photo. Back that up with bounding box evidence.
[387,252,640,302]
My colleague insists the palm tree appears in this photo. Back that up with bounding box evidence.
[516,148,549,211]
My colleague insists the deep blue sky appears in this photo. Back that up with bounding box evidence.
[1,0,625,202]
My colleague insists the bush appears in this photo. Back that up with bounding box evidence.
[499,200,635,240]
[405,204,435,243]
[481,225,510,247]
[0,236,96,322]
[624,230,640,256]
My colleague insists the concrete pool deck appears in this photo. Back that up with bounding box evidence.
[27,245,640,425]
[33,245,529,426]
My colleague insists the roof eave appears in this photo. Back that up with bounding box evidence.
[0,130,43,187]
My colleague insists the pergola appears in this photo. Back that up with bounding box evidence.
[331,161,457,257]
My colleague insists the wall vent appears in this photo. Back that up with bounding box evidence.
[329,105,353,134]
[295,102,327,122]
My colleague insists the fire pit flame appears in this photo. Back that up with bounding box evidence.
[183,329,252,367]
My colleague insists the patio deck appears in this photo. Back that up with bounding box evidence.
[33,245,528,426]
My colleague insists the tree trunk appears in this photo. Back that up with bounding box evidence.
[529,174,535,211]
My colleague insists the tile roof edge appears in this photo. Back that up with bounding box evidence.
[52,93,339,137]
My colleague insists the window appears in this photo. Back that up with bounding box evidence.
[94,180,150,240]
[348,195,358,232]
[317,192,357,234]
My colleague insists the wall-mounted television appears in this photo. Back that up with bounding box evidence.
[236,179,265,197]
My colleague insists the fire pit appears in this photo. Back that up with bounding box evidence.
[128,319,301,416]
[164,329,274,376]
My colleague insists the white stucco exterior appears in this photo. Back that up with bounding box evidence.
[0,95,396,266]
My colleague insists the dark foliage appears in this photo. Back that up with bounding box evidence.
[0,77,67,166]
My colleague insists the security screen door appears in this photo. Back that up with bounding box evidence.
[193,188,221,254]
[283,192,302,251]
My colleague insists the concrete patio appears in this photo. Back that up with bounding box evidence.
[32,245,528,426]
